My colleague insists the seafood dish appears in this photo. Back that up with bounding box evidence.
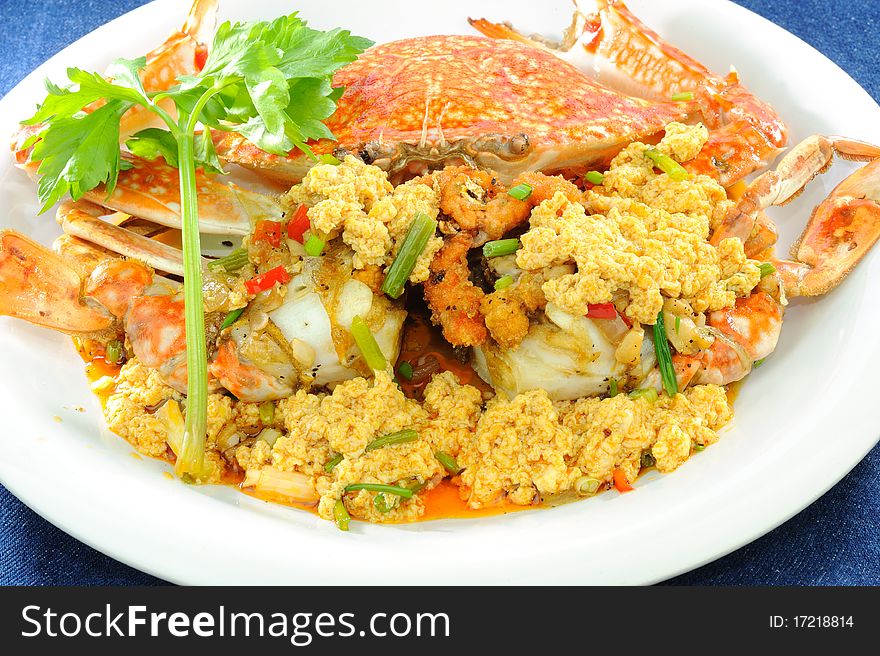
[2,0,879,530]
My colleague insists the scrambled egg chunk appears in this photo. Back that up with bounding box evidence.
[458,384,732,509]
[235,371,482,523]
[283,156,442,281]
[104,359,243,483]
[516,123,761,324]
[105,359,177,459]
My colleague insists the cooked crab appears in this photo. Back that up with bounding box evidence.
[212,0,786,187]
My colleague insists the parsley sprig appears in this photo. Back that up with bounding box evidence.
[23,13,371,479]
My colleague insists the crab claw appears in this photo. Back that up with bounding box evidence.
[775,157,880,296]
[80,155,283,236]
[118,0,218,138]
[712,135,880,247]
[57,200,204,277]
[0,230,115,333]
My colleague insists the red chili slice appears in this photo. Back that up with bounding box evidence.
[612,469,634,493]
[245,266,291,295]
[286,204,310,244]
[586,303,618,320]
[253,220,282,248]
[194,44,208,71]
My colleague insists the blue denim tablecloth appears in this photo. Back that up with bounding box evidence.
[0,0,878,586]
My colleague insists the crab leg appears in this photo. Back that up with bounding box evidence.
[117,0,218,138]
[775,157,880,297]
[82,155,282,235]
[0,231,116,334]
[471,0,788,186]
[711,135,880,297]
[712,136,880,245]
[58,201,201,276]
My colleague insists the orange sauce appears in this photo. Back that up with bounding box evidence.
[396,312,493,399]
[420,480,536,521]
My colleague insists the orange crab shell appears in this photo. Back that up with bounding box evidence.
[214,34,689,184]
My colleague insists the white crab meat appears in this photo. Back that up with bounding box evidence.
[472,302,628,401]
[269,254,405,386]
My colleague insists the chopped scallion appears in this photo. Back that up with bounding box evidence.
[220,307,245,330]
[334,499,350,531]
[318,154,341,166]
[208,248,249,273]
[435,451,462,475]
[653,310,679,397]
[397,361,414,381]
[693,443,706,452]
[350,315,387,371]
[483,238,520,258]
[324,453,344,472]
[671,91,695,101]
[258,401,274,425]
[628,387,659,403]
[675,315,681,333]
[343,483,414,499]
[644,148,689,181]
[381,212,438,299]
[585,171,604,185]
[758,262,776,278]
[373,493,394,513]
[494,274,514,291]
[507,182,533,200]
[366,428,418,451]
[574,476,601,496]
[754,357,767,368]
[105,339,123,364]
[304,234,325,256]
[608,378,619,397]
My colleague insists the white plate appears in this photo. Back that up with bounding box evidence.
[1,0,879,585]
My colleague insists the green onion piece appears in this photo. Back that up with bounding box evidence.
[653,311,679,397]
[507,182,533,201]
[105,339,123,364]
[304,234,325,257]
[373,493,394,514]
[640,451,656,469]
[318,154,341,166]
[483,238,520,258]
[671,91,695,101]
[381,212,438,299]
[693,443,706,452]
[585,171,604,185]
[407,480,427,494]
[628,387,659,403]
[608,378,619,397]
[574,476,601,496]
[259,401,274,425]
[644,149,689,181]
[220,307,245,330]
[398,361,414,381]
[324,453,344,472]
[494,274,514,291]
[208,248,249,273]
[365,428,418,451]
[754,357,767,368]
[334,499,350,531]
[175,129,210,481]
[350,315,387,371]
[344,483,414,499]
[758,262,776,278]
[435,451,462,475]
[675,315,681,333]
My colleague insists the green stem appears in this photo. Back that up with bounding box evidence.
[173,89,224,480]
